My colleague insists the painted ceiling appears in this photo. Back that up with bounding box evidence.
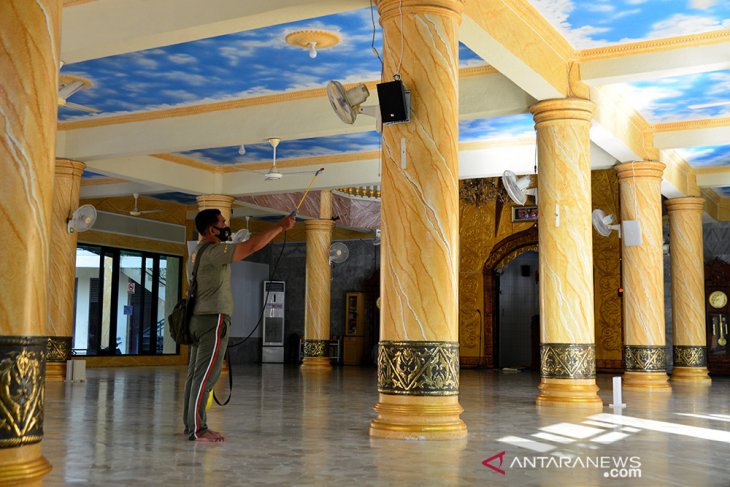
[59,8,483,121]
[67,1,730,207]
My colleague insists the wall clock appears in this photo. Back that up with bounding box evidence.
[709,290,728,309]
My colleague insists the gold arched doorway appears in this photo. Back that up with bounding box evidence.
[481,225,538,368]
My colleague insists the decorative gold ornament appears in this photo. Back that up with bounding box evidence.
[673,346,707,367]
[709,290,727,309]
[285,30,341,58]
[333,186,381,201]
[47,336,72,362]
[540,343,596,378]
[378,341,459,396]
[459,178,510,207]
[303,340,328,358]
[624,345,666,372]
[0,337,46,448]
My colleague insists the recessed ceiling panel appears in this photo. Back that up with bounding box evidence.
[59,8,485,121]
[529,0,730,49]
[677,144,730,168]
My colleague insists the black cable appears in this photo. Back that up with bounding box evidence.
[213,230,289,406]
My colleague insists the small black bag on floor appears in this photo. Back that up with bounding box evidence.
[168,243,212,345]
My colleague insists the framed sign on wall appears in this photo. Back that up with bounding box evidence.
[512,206,538,222]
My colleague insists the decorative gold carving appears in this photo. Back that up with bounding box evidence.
[0,337,46,448]
[378,341,459,396]
[624,345,667,372]
[333,186,381,201]
[577,30,730,61]
[303,340,328,358]
[46,337,72,362]
[540,343,596,379]
[459,178,510,207]
[673,346,707,368]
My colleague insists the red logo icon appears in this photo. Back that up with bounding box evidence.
[482,451,507,475]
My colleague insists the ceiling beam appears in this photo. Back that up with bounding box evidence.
[61,0,368,64]
[578,31,730,86]
[84,155,220,194]
[57,70,534,161]
[461,0,570,100]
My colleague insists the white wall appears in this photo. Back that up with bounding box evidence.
[230,261,270,338]
[498,252,539,368]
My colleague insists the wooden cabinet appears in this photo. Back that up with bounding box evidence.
[343,292,366,365]
[705,258,730,375]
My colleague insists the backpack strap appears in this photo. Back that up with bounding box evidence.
[188,242,212,299]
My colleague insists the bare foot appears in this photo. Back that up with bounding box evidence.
[194,430,225,442]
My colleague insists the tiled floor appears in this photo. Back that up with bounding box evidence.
[43,366,730,486]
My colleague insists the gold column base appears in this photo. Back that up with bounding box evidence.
[301,357,332,370]
[536,378,603,410]
[623,371,672,391]
[671,367,711,384]
[369,394,467,440]
[0,444,51,486]
[45,362,67,381]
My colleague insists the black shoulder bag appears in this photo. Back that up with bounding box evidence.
[168,242,212,345]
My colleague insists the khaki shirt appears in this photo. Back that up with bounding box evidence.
[192,241,235,316]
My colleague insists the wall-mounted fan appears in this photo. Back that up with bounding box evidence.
[592,209,621,237]
[67,204,97,233]
[329,242,349,265]
[231,216,252,243]
[128,193,163,216]
[58,74,100,113]
[373,228,381,247]
[502,170,537,205]
[326,80,382,133]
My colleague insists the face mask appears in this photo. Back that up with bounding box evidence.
[214,226,231,242]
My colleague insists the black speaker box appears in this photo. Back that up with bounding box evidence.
[376,80,410,124]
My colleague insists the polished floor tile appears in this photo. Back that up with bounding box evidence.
[42,367,730,486]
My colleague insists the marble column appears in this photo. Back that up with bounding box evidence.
[196,194,235,228]
[665,197,711,384]
[616,162,671,391]
[302,191,335,369]
[370,0,466,440]
[0,0,60,483]
[47,159,86,381]
[530,98,602,410]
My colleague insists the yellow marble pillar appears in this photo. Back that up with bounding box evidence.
[47,159,86,381]
[666,197,711,384]
[370,0,466,440]
[0,0,59,483]
[302,212,335,369]
[616,162,671,391]
[196,194,235,227]
[530,98,603,410]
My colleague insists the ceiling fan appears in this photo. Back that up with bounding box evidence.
[128,193,163,217]
[240,138,320,181]
[58,74,100,113]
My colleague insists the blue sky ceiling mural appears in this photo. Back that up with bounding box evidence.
[60,8,483,121]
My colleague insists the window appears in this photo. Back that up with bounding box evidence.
[73,244,182,356]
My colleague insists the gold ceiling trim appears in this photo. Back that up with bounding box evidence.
[64,0,95,6]
[80,177,128,186]
[654,117,730,133]
[460,65,499,78]
[57,67,496,131]
[695,166,730,175]
[577,30,730,61]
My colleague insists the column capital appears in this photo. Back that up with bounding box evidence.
[615,161,665,181]
[530,97,594,126]
[55,158,85,178]
[304,219,336,233]
[376,0,465,22]
[196,194,234,211]
[665,196,705,214]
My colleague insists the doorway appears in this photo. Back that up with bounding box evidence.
[496,251,539,369]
